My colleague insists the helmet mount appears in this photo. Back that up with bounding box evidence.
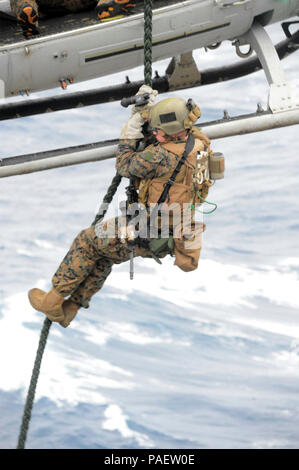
[149,97,201,135]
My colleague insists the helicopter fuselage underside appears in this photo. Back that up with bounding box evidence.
[0,0,298,97]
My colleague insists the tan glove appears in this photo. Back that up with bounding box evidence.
[132,84,158,115]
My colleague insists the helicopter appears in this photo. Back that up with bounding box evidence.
[0,0,298,178]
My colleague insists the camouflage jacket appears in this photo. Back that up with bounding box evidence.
[116,138,186,180]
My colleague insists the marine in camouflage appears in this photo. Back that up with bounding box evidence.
[116,137,186,180]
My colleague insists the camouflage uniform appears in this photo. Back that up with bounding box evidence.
[51,138,186,309]
[116,138,185,179]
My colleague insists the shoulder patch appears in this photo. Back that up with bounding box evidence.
[142,151,154,162]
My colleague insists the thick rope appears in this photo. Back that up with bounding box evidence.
[144,0,153,87]
[17,318,52,449]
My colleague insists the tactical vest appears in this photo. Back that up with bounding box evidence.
[138,127,212,210]
[138,127,214,272]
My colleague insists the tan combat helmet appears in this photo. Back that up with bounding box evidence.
[149,97,201,135]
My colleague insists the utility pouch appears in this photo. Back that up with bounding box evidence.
[173,222,204,272]
[209,152,225,180]
[149,236,174,264]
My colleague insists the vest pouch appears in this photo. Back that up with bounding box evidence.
[209,152,225,180]
[173,222,204,272]
[149,236,174,256]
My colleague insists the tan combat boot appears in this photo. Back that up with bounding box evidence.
[28,287,65,322]
[59,300,80,328]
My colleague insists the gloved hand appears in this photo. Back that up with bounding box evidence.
[120,85,158,139]
[132,84,158,115]
[96,0,136,21]
[119,112,145,139]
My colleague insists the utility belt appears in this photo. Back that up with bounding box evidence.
[136,229,175,264]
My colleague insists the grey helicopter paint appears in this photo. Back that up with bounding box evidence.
[0,0,298,97]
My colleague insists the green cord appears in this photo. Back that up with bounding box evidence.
[190,192,218,215]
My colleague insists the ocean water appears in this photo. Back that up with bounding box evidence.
[0,21,299,449]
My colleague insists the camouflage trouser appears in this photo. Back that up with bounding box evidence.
[52,219,154,309]
[10,0,97,16]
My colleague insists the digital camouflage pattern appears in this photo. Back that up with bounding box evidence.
[116,138,184,179]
